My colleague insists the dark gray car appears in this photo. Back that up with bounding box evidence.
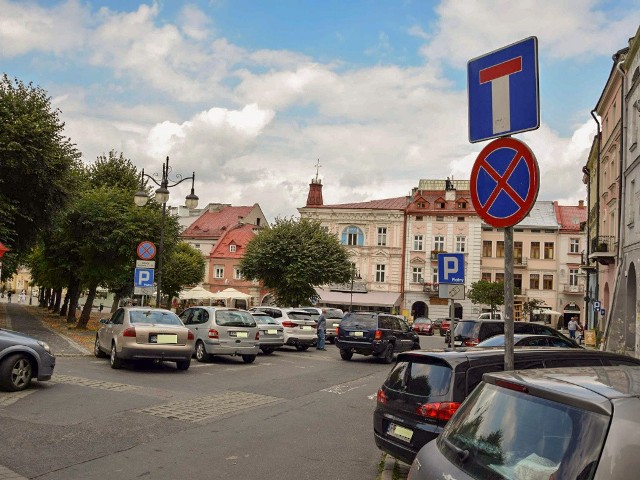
[408,365,640,480]
[0,328,55,391]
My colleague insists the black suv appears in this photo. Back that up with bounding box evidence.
[451,319,576,347]
[336,312,420,363]
[373,347,640,465]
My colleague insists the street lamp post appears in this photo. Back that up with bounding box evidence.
[134,156,198,308]
[349,265,361,312]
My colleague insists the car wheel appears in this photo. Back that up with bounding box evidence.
[260,347,274,355]
[328,337,335,344]
[382,344,395,364]
[176,359,191,371]
[110,343,123,369]
[242,354,256,364]
[339,349,353,361]
[0,353,33,392]
[195,341,210,363]
[296,345,309,352]
[94,336,107,358]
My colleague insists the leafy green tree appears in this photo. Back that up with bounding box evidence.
[239,217,351,307]
[162,242,206,304]
[468,280,505,316]
[522,298,547,321]
[0,74,81,256]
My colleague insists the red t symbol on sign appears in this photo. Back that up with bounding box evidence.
[479,57,522,136]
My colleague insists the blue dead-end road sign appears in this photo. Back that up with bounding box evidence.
[438,253,465,285]
[468,36,539,143]
[134,268,155,288]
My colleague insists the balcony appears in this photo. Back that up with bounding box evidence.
[589,236,617,265]
[514,256,528,268]
[561,284,585,294]
[422,282,440,296]
[430,250,446,261]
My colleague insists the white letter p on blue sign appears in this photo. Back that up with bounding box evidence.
[438,253,465,285]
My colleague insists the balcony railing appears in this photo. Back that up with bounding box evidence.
[423,282,440,296]
[430,251,446,260]
[591,236,616,254]
[561,283,585,294]
[514,256,528,268]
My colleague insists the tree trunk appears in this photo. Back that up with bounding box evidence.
[60,291,69,316]
[77,284,98,329]
[39,287,46,307]
[66,278,80,324]
[48,289,56,310]
[43,288,51,309]
[111,294,121,313]
[52,287,62,314]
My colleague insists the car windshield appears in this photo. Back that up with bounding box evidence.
[253,315,278,325]
[341,313,377,329]
[129,310,182,325]
[454,321,479,337]
[216,310,256,327]
[439,382,609,480]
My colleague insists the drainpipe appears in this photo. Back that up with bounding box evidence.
[591,109,601,330]
[400,196,411,317]
[582,164,592,328]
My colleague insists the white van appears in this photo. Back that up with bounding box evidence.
[477,312,503,320]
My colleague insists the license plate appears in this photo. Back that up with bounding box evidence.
[352,331,364,337]
[301,326,313,330]
[235,331,248,338]
[267,329,278,335]
[332,323,340,327]
[454,341,462,346]
[389,423,413,441]
[156,334,177,344]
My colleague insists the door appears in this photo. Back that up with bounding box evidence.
[396,318,414,351]
[101,308,124,348]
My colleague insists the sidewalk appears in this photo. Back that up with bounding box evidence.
[0,302,91,356]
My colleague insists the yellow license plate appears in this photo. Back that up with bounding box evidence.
[302,326,313,330]
[235,331,248,338]
[353,331,364,337]
[392,425,413,441]
[267,329,278,335]
[157,334,177,344]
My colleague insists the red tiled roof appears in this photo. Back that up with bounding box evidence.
[210,224,257,259]
[554,204,587,231]
[182,206,253,238]
[317,197,408,210]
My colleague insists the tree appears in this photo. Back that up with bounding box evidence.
[522,298,547,321]
[0,74,81,256]
[239,217,352,306]
[468,280,505,315]
[162,242,206,303]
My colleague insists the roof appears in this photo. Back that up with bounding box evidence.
[209,223,256,258]
[182,205,253,239]
[554,203,587,232]
[313,196,408,210]
[484,200,558,229]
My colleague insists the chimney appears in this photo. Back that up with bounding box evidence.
[579,200,584,207]
[306,178,323,207]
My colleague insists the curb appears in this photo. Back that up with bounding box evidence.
[380,454,410,480]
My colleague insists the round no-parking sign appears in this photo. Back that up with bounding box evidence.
[470,137,539,228]
[137,241,157,260]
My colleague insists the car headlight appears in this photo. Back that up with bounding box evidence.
[37,340,51,353]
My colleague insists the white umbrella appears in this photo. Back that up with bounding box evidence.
[178,286,216,300]
[209,288,252,308]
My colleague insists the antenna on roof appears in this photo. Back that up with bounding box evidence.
[314,158,321,182]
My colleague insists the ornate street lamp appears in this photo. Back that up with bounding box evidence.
[134,156,198,307]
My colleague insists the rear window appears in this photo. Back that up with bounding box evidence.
[253,315,278,325]
[341,313,377,329]
[454,321,480,338]
[287,311,313,321]
[414,318,431,324]
[215,310,256,327]
[439,382,609,480]
[384,358,452,397]
[325,308,344,319]
[129,310,182,325]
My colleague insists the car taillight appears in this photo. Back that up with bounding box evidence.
[377,388,388,404]
[374,330,383,340]
[281,321,296,328]
[416,402,461,421]
[463,338,479,346]
[123,327,136,337]
[187,330,194,340]
[255,331,260,340]
[495,380,529,393]
[208,329,219,339]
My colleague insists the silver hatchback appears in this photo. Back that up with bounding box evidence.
[179,307,259,363]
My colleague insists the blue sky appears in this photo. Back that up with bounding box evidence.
[1,0,639,220]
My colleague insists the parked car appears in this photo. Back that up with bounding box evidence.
[248,307,317,351]
[300,307,344,343]
[178,307,259,363]
[412,317,434,336]
[408,365,640,480]
[250,311,285,355]
[95,307,194,370]
[452,319,577,347]
[374,347,640,465]
[437,318,458,337]
[335,312,420,363]
[0,328,55,391]
[476,333,581,348]
[477,311,503,319]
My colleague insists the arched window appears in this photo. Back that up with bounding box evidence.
[341,226,364,246]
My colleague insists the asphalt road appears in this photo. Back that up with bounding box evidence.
[0,330,445,480]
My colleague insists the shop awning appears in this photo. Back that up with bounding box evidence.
[315,287,401,308]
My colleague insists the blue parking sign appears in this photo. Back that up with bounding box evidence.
[438,253,465,285]
[134,268,154,288]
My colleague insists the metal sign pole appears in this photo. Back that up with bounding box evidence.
[504,226,515,370]
[448,298,455,348]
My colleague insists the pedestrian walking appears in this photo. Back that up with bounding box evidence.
[568,316,579,340]
[20,289,26,304]
[316,309,327,351]
[7,291,12,303]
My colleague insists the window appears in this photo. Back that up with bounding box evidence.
[377,227,387,246]
[531,229,540,233]
[482,241,492,257]
[412,267,423,283]
[531,242,540,259]
[415,216,423,221]
[229,244,236,253]
[413,235,424,251]
[514,273,522,290]
[496,241,505,257]
[457,216,465,222]
[569,269,578,286]
[342,226,364,246]
[434,236,445,251]
[455,236,466,253]
[437,201,445,208]
[436,215,444,221]
[544,242,554,259]
[514,241,523,263]
[543,274,553,290]
[417,201,426,208]
[375,265,386,283]
[234,267,242,280]
[194,244,200,249]
[495,272,504,283]
[214,266,224,278]
[481,272,492,282]
[457,200,467,209]
[569,238,580,253]
[530,274,540,289]
[432,267,438,284]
